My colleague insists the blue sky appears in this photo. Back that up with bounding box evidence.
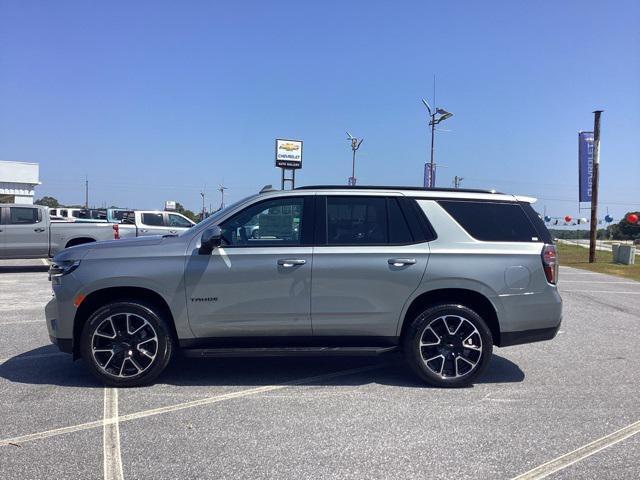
[1,0,638,221]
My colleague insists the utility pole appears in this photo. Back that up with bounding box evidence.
[85,176,89,208]
[346,132,364,185]
[453,176,464,188]
[589,110,603,263]
[218,184,227,210]
[200,189,205,221]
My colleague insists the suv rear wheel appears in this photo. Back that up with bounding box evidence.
[80,301,174,387]
[403,304,493,388]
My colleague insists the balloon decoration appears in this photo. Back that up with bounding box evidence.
[605,214,614,223]
[578,218,588,224]
[564,215,572,223]
[627,213,639,224]
[544,216,551,223]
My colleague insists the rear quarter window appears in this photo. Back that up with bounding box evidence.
[438,200,541,242]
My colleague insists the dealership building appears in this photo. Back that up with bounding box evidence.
[0,160,40,204]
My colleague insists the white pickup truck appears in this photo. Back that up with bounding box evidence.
[0,205,197,259]
[117,210,195,237]
[0,204,119,259]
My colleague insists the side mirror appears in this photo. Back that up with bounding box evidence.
[199,226,222,254]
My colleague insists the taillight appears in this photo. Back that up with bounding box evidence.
[113,224,120,240]
[542,244,558,284]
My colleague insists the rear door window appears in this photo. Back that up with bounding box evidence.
[142,213,165,226]
[326,196,387,245]
[438,200,540,242]
[9,207,40,224]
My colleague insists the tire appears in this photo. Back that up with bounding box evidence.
[80,300,175,387]
[403,303,493,388]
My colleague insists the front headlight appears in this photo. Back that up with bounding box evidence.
[49,260,81,280]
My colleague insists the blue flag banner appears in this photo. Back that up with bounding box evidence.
[578,131,594,203]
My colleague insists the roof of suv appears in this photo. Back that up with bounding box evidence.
[286,185,536,203]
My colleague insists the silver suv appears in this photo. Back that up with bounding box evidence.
[46,185,562,388]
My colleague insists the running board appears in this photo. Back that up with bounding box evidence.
[181,346,398,358]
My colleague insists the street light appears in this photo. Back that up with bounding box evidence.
[346,131,364,186]
[421,98,453,188]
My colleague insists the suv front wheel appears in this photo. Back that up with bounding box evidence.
[80,301,175,387]
[403,304,493,388]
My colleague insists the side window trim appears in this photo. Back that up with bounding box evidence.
[402,197,437,242]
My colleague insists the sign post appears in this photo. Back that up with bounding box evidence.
[589,111,603,263]
[275,139,303,190]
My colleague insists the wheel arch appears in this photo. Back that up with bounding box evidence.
[72,286,177,358]
[399,288,501,346]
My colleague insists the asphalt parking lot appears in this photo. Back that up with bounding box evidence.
[1,259,638,479]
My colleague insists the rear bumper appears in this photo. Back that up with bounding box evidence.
[499,320,561,347]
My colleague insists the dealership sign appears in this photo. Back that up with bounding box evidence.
[578,131,594,202]
[275,139,303,169]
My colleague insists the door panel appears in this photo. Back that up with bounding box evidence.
[137,212,170,236]
[310,195,429,337]
[311,245,428,337]
[3,207,48,258]
[184,195,314,338]
[185,247,313,337]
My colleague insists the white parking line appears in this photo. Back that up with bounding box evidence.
[0,352,66,366]
[561,280,639,285]
[40,258,49,266]
[0,320,43,325]
[561,290,640,295]
[103,388,124,480]
[511,420,640,480]
[0,363,385,447]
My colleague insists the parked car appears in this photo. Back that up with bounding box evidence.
[0,204,119,259]
[46,185,562,388]
[118,210,195,237]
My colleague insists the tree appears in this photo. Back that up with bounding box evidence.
[34,196,60,208]
[174,202,198,222]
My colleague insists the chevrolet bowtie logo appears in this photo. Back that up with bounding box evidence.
[279,142,300,152]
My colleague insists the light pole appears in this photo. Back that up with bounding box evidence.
[421,98,453,188]
[346,132,364,186]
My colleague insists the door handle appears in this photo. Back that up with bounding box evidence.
[278,259,306,268]
[34,228,46,232]
[388,258,416,267]
[169,230,178,234]
[140,229,148,233]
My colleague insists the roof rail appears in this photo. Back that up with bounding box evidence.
[294,185,502,194]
